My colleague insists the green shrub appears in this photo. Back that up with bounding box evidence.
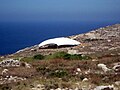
[33,54,44,60]
[70,54,81,60]
[69,54,91,60]
[45,51,91,60]
[45,52,68,60]
[63,54,71,59]
[51,52,68,59]
[21,52,91,62]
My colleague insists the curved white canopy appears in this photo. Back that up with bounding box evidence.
[39,37,80,47]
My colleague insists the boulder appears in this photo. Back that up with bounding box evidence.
[97,64,111,72]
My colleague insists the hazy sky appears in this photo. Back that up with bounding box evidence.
[0,0,120,22]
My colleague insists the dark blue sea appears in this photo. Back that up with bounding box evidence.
[0,21,119,55]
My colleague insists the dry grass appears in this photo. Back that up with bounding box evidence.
[0,54,120,89]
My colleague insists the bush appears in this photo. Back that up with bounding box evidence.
[36,64,68,78]
[51,52,68,59]
[63,54,71,59]
[22,52,91,62]
[69,54,91,60]
[33,54,44,60]
[45,52,68,60]
[45,51,91,60]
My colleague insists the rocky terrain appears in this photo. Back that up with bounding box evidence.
[0,24,120,90]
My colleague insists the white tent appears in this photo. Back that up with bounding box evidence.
[39,37,80,47]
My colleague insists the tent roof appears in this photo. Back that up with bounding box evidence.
[39,37,80,47]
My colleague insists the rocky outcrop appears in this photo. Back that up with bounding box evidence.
[0,59,20,67]
[97,63,111,73]
[0,75,26,84]
[94,85,114,90]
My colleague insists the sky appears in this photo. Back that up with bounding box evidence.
[0,0,120,22]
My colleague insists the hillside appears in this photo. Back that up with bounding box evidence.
[4,24,120,58]
[0,24,120,90]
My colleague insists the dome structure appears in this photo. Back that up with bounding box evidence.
[39,37,80,48]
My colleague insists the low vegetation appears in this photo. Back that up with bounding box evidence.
[20,57,33,63]
[33,54,44,60]
[45,51,91,60]
[21,52,91,63]
[1,53,120,90]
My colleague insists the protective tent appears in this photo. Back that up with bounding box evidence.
[39,37,80,48]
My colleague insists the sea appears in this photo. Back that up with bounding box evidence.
[0,21,119,55]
